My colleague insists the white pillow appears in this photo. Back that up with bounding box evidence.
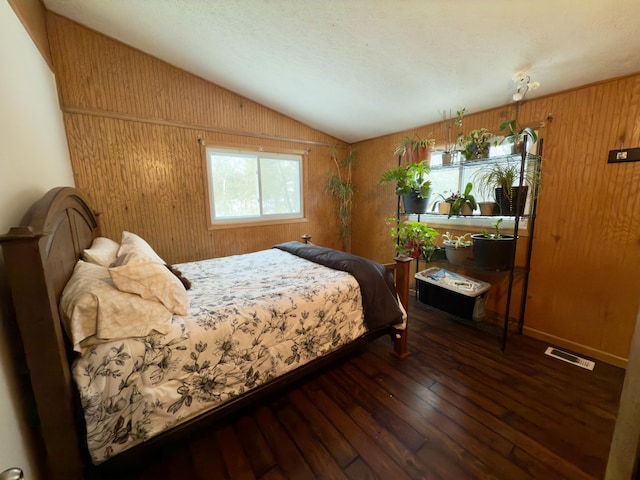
[113,231,165,267]
[109,262,189,316]
[82,237,120,267]
[60,260,173,352]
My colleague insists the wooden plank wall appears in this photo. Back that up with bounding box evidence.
[47,11,639,364]
[352,76,640,365]
[46,13,346,264]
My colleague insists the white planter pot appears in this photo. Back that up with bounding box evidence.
[444,244,470,266]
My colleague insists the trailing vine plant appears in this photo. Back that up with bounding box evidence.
[325,145,358,251]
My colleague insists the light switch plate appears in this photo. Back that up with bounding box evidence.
[608,148,640,163]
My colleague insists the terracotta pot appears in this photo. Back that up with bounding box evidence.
[416,145,432,166]
[437,202,451,215]
[404,145,414,163]
[479,201,498,216]
[460,203,474,216]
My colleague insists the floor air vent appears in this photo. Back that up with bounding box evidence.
[544,347,595,371]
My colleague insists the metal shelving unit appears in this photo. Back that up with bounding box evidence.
[401,143,543,350]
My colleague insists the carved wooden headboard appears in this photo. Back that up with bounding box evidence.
[0,187,99,479]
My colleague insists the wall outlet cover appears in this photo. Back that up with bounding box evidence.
[608,148,640,163]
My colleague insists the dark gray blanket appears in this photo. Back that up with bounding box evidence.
[273,242,404,330]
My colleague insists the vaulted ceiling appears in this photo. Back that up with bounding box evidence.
[43,0,640,143]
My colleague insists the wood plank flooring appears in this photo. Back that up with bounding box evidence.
[100,297,625,479]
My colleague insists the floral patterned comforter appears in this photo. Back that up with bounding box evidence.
[73,248,372,464]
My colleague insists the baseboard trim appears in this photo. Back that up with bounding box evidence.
[522,326,628,369]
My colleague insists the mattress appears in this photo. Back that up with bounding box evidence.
[72,248,369,464]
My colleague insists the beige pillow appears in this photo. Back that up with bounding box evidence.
[109,262,189,316]
[60,260,173,352]
[82,237,120,267]
[113,231,165,267]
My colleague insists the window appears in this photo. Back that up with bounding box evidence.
[429,142,539,205]
[414,144,540,231]
[206,147,304,226]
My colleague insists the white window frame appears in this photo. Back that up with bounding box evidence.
[205,146,305,227]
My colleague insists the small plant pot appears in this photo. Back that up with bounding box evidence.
[444,245,470,266]
[478,201,498,216]
[416,145,432,165]
[471,234,515,271]
[460,203,474,216]
[437,202,450,215]
[442,152,452,165]
[495,186,528,216]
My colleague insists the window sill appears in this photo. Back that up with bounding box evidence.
[404,213,530,235]
[208,217,308,230]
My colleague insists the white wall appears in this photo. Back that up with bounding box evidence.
[0,1,74,478]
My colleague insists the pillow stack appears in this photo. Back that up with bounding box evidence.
[109,232,189,316]
[61,232,189,353]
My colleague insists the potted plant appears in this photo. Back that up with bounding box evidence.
[393,134,435,164]
[473,161,530,216]
[387,219,439,262]
[478,201,499,216]
[379,160,432,213]
[470,218,515,271]
[439,108,466,165]
[498,119,537,154]
[499,72,541,154]
[442,232,473,266]
[447,182,477,217]
[456,128,495,161]
[325,145,357,250]
[430,191,453,215]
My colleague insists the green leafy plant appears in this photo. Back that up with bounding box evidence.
[393,134,435,159]
[456,128,495,161]
[440,108,467,155]
[325,145,358,245]
[430,191,454,211]
[442,232,473,248]
[473,160,538,206]
[447,182,477,218]
[481,218,504,239]
[499,119,537,146]
[386,218,439,261]
[379,160,431,198]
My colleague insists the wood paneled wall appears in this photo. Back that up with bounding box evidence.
[47,13,345,264]
[47,11,639,364]
[352,76,640,365]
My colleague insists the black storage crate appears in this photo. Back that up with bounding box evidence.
[415,268,490,321]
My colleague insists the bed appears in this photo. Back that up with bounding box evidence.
[0,187,411,479]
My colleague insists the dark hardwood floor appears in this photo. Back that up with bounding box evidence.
[101,296,625,479]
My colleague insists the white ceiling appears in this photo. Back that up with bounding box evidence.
[43,0,640,144]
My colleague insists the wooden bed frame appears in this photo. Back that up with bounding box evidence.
[0,187,411,479]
